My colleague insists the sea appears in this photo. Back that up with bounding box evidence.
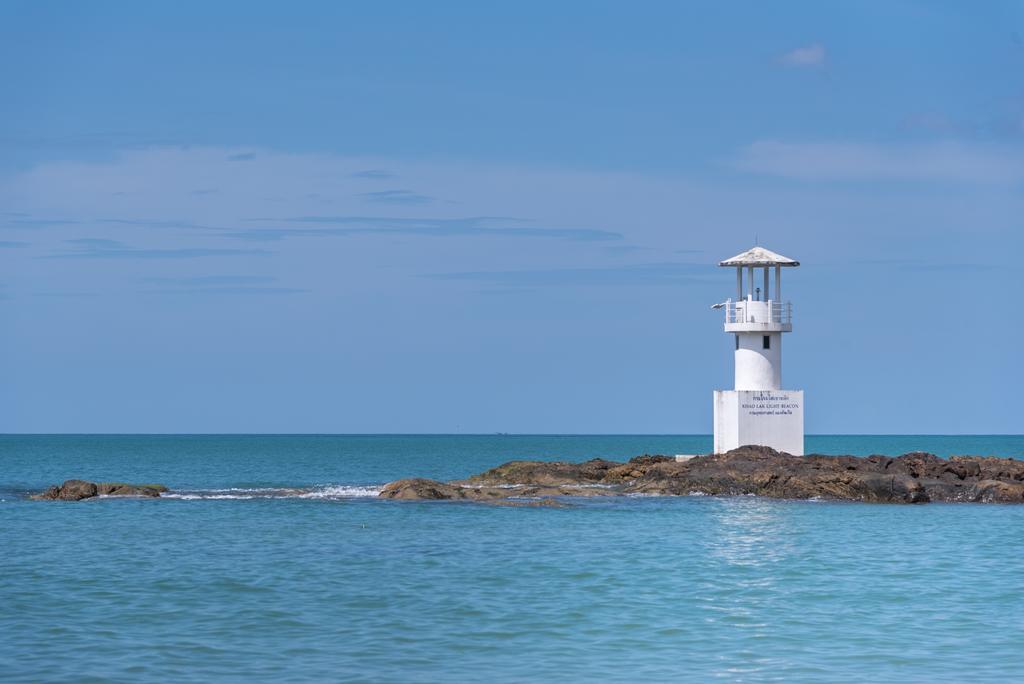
[2,434,1023,683]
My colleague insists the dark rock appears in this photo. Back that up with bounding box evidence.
[459,458,617,486]
[95,483,166,497]
[604,454,677,483]
[380,445,1024,505]
[33,485,62,500]
[379,477,618,502]
[379,478,471,500]
[31,479,97,501]
[969,480,1024,503]
[852,473,930,503]
[629,454,674,466]
[888,452,946,478]
[31,479,166,501]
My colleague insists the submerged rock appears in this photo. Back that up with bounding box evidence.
[31,480,168,501]
[379,446,1024,505]
[486,498,572,508]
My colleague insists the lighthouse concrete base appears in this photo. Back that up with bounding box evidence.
[714,389,804,456]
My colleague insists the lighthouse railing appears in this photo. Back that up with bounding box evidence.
[771,300,793,324]
[725,299,792,325]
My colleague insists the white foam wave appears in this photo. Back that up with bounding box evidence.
[162,484,382,500]
[298,485,382,499]
[163,493,257,500]
[463,483,617,490]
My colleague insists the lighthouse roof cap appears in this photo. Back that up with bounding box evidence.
[719,246,799,267]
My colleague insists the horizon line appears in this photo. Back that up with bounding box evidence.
[2,433,1021,438]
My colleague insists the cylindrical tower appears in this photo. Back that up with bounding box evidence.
[735,329,781,390]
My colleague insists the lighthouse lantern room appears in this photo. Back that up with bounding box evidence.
[713,246,804,455]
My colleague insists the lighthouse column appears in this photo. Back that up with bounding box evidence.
[735,332,781,390]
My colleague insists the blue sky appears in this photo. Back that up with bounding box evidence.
[2,1,1022,433]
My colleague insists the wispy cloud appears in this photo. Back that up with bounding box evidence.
[843,258,998,273]
[604,245,653,255]
[0,240,29,248]
[358,189,435,205]
[140,274,304,295]
[228,216,622,242]
[30,291,98,298]
[3,217,79,228]
[423,262,711,288]
[352,169,394,179]
[778,43,826,68]
[67,238,121,247]
[902,110,1024,140]
[100,218,221,230]
[43,238,269,260]
[226,152,256,162]
[143,275,279,286]
[145,285,307,296]
[732,140,1024,184]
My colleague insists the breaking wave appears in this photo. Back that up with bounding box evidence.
[162,484,383,500]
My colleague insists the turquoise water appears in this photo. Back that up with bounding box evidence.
[3,434,1024,682]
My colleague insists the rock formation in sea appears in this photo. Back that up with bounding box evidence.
[30,447,1024,504]
[379,446,1024,504]
[31,480,168,501]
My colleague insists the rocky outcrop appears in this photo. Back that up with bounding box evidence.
[31,480,168,501]
[378,446,1024,505]
[379,478,472,501]
[32,448,1024,505]
[379,477,616,503]
[458,458,620,486]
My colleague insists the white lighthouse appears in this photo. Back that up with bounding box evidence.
[712,246,804,455]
